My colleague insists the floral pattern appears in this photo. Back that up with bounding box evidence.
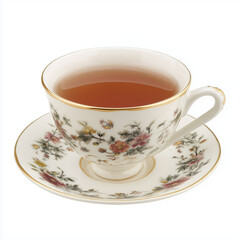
[44,132,60,144]
[49,104,182,164]
[32,128,65,160]
[40,171,66,188]
[129,133,150,148]
[30,122,209,199]
[109,140,130,154]
[162,177,190,189]
[100,120,114,129]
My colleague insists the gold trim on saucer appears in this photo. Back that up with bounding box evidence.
[41,47,191,111]
[14,113,221,204]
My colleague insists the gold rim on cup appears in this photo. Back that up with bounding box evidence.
[41,47,192,111]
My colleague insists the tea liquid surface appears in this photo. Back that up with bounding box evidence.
[54,69,178,108]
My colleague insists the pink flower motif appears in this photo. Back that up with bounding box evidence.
[187,154,204,166]
[67,147,74,152]
[53,118,67,138]
[129,133,150,148]
[110,140,130,154]
[44,132,60,144]
[40,172,65,187]
[163,177,190,189]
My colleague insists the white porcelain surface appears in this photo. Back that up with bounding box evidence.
[15,113,221,204]
[42,48,225,177]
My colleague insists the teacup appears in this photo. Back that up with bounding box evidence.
[41,47,225,180]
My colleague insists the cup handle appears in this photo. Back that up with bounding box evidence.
[161,86,225,151]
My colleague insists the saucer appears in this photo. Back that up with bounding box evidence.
[15,113,221,204]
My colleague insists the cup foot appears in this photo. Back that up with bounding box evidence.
[79,157,156,183]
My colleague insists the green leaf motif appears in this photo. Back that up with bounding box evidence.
[78,132,93,144]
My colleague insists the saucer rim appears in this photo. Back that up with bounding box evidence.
[14,113,221,204]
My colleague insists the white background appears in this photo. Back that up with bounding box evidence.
[0,0,239,239]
